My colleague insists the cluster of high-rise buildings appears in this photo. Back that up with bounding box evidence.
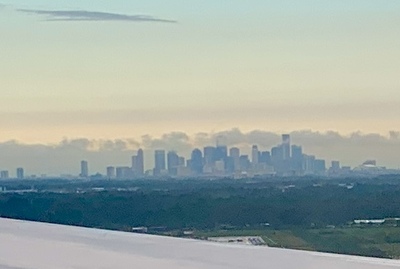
[106,149,145,179]
[0,168,24,180]
[80,134,355,179]
[0,133,394,180]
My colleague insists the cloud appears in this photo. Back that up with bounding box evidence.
[142,132,191,152]
[17,9,177,23]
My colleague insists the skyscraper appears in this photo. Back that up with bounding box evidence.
[331,161,340,171]
[259,151,271,165]
[251,145,259,165]
[291,145,303,173]
[239,155,250,172]
[167,151,179,176]
[80,161,88,178]
[271,145,284,173]
[132,149,144,177]
[225,156,235,174]
[178,157,185,166]
[203,147,216,166]
[329,161,341,175]
[282,134,291,160]
[303,155,316,174]
[106,166,115,179]
[314,159,326,174]
[215,145,228,161]
[229,147,240,158]
[16,168,24,179]
[215,139,228,173]
[116,166,131,179]
[190,149,203,174]
[280,134,291,174]
[154,150,166,176]
[229,147,240,171]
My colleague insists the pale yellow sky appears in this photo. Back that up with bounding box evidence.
[0,1,399,144]
[0,102,398,143]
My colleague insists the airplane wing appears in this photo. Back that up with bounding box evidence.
[1,218,399,269]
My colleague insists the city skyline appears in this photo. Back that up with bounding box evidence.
[76,134,396,179]
[0,1,400,143]
[1,129,400,178]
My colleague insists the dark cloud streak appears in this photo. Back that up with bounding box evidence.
[17,9,177,23]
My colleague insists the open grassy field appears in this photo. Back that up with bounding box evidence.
[191,226,400,259]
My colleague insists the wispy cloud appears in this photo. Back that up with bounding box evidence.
[17,9,177,23]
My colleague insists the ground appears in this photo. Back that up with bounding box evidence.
[186,226,400,259]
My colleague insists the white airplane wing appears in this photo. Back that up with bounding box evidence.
[1,218,399,269]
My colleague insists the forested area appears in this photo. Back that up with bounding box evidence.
[1,179,400,231]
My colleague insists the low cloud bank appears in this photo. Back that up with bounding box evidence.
[0,129,399,176]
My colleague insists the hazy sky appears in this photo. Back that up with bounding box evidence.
[1,1,399,144]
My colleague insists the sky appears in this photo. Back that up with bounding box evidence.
[0,1,399,174]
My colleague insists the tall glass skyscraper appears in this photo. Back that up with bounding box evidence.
[154,150,166,176]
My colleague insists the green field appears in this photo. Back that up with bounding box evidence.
[191,226,400,259]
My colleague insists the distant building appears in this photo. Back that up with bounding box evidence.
[132,149,144,177]
[203,146,216,166]
[291,145,303,173]
[342,166,352,173]
[329,161,341,175]
[239,155,250,172]
[154,150,166,176]
[282,134,291,161]
[331,161,340,171]
[353,160,386,175]
[215,145,228,162]
[178,157,185,166]
[80,161,88,178]
[251,145,259,165]
[16,168,24,179]
[167,151,180,176]
[314,159,326,174]
[259,151,271,165]
[1,171,9,179]
[190,149,203,175]
[271,145,284,173]
[229,147,240,171]
[106,166,115,179]
[225,156,235,174]
[215,160,225,174]
[116,167,132,179]
[303,155,315,174]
